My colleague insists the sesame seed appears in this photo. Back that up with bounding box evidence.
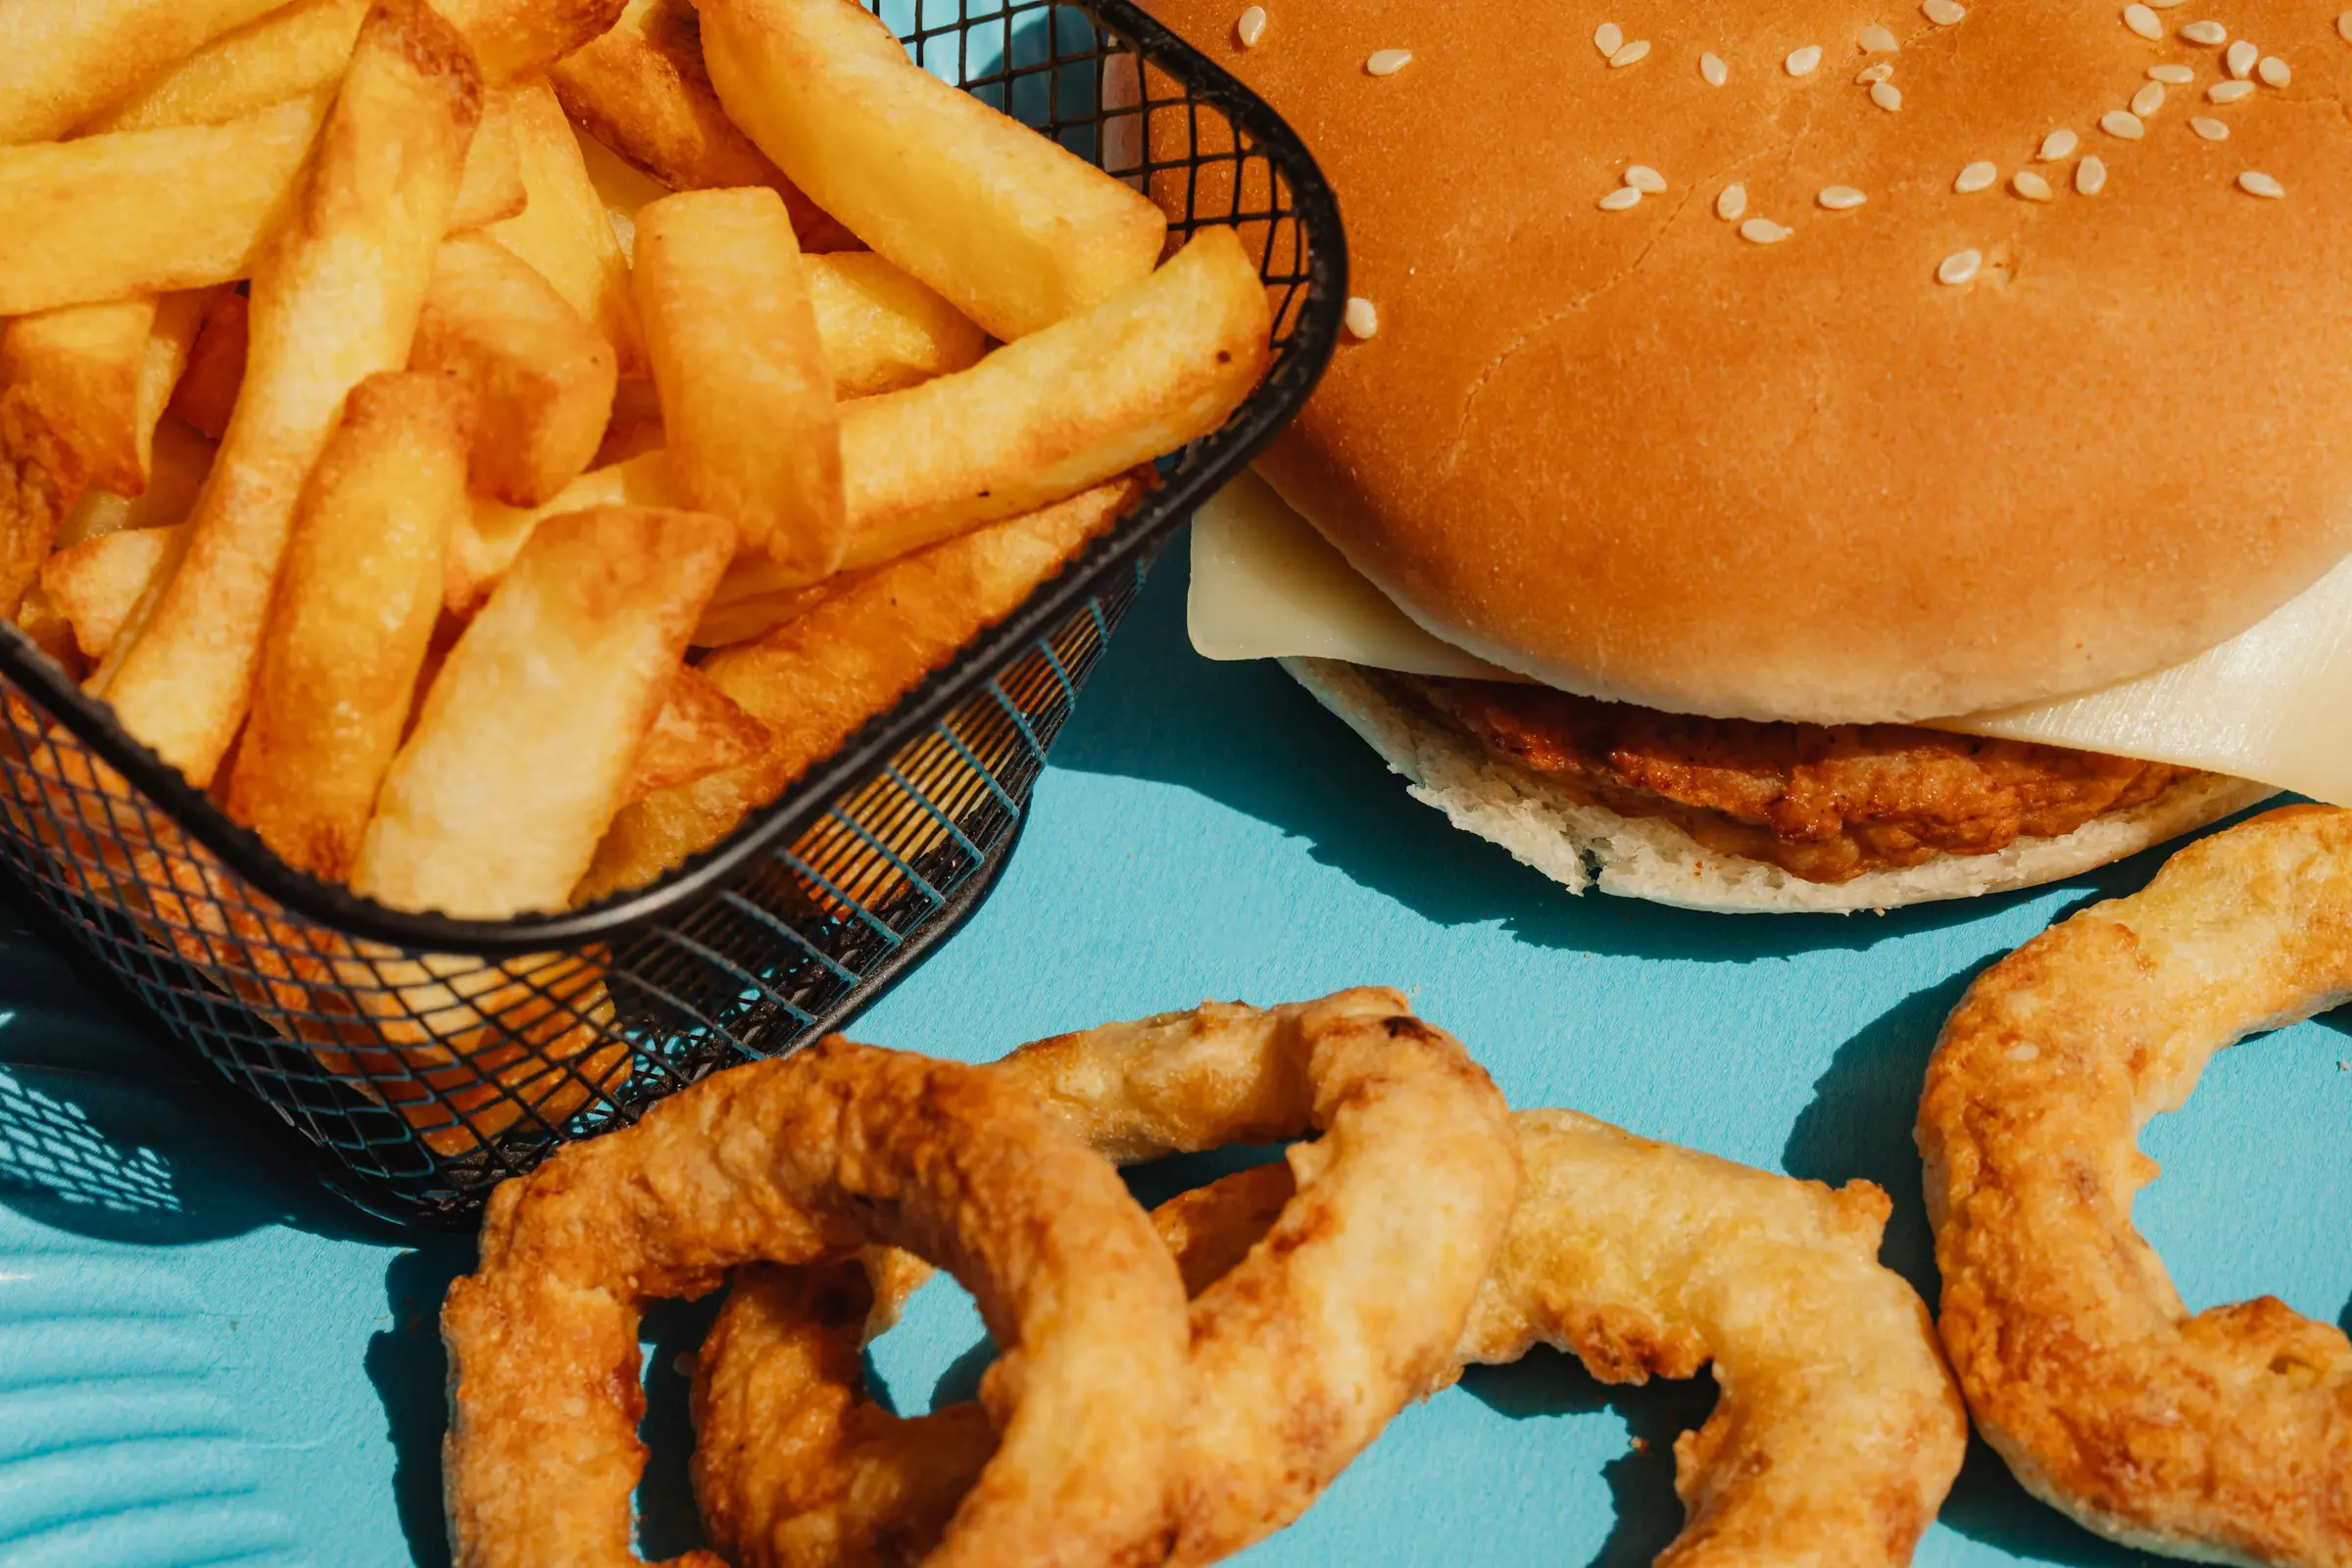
[1857,61,1894,82]
[2238,169,2284,197]
[1624,164,1667,192]
[1872,78,1904,110]
[1955,160,1999,191]
[1701,51,1729,84]
[1594,22,1623,56]
[1365,48,1412,74]
[2123,3,2163,38]
[1609,38,1651,66]
[1740,217,1793,243]
[1787,43,1823,74]
[2102,109,2147,137]
[2132,80,2166,115]
[1598,185,1644,210]
[2148,63,2195,81]
[2147,0,2186,7]
[2341,11,2352,40]
[1923,0,1965,24]
[2258,54,2289,84]
[2010,169,2055,200]
[1236,5,1267,46]
[1345,296,1379,337]
[1859,24,1899,50]
[1717,182,1748,219]
[1937,248,1983,283]
[2077,154,2108,191]
[2226,38,2256,75]
[2180,19,2226,43]
[1819,184,1868,208]
[2040,127,2079,159]
[2208,77,2256,101]
[2191,115,2230,138]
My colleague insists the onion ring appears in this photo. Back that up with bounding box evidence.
[693,988,1521,1568]
[1918,804,2352,1565]
[440,1036,1191,1568]
[1152,1110,1967,1568]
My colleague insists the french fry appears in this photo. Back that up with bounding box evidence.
[837,225,1265,567]
[700,0,1166,340]
[168,292,250,441]
[0,0,287,145]
[807,252,987,398]
[550,0,851,246]
[448,447,682,613]
[224,372,468,879]
[574,125,671,262]
[84,0,369,134]
[450,86,528,231]
[96,0,482,788]
[59,417,217,547]
[12,585,82,676]
[40,524,183,662]
[354,505,734,917]
[634,188,842,574]
[576,473,1142,902]
[623,662,771,803]
[436,0,632,85]
[691,579,829,649]
[413,233,619,507]
[0,91,331,318]
[486,80,646,377]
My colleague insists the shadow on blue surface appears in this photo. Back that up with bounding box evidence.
[370,1245,474,1568]
[1052,548,2251,964]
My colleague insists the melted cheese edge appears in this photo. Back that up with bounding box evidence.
[1188,471,2351,805]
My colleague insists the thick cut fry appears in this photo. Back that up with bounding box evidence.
[549,0,849,245]
[169,292,250,441]
[224,373,468,879]
[577,474,1139,901]
[449,447,681,612]
[11,584,81,675]
[85,0,369,133]
[691,579,829,649]
[634,188,842,574]
[450,87,527,230]
[574,126,670,262]
[624,662,771,804]
[40,524,182,661]
[414,234,619,507]
[60,417,216,546]
[839,226,1265,567]
[0,92,330,318]
[486,80,646,377]
[0,0,287,144]
[436,0,631,84]
[808,252,986,398]
[701,0,1166,340]
[355,505,734,916]
[96,0,481,788]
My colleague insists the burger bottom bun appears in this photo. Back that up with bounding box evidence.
[1285,658,2278,915]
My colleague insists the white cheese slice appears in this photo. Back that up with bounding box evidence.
[1187,471,2351,806]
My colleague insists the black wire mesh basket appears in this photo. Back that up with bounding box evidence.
[0,0,1344,1226]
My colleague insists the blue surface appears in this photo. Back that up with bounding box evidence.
[1,541,2346,1568]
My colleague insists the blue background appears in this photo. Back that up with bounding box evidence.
[2,543,2345,1568]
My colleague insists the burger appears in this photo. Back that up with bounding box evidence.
[1152,0,2352,911]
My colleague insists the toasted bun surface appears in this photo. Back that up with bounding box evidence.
[1149,0,2352,722]
[1287,659,2276,912]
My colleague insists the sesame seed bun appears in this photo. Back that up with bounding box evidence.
[1149,0,2352,722]
[1287,658,2277,912]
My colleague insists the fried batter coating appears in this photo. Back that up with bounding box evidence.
[1919,805,2352,1566]
[440,1038,1190,1568]
[694,989,1520,1568]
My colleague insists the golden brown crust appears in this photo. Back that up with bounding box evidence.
[442,1039,1191,1568]
[1144,0,2352,721]
[1394,672,2191,882]
[1918,805,2352,1566]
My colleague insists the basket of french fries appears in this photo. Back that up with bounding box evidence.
[0,0,1341,1221]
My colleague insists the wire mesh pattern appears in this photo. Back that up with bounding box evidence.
[0,0,1343,1224]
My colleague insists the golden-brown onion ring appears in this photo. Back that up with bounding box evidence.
[441,1037,1190,1568]
[1919,804,2352,1566]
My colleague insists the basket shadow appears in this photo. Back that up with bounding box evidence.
[1050,541,2204,963]
[368,1242,476,1568]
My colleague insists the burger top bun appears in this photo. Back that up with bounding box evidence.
[1146,0,2352,723]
